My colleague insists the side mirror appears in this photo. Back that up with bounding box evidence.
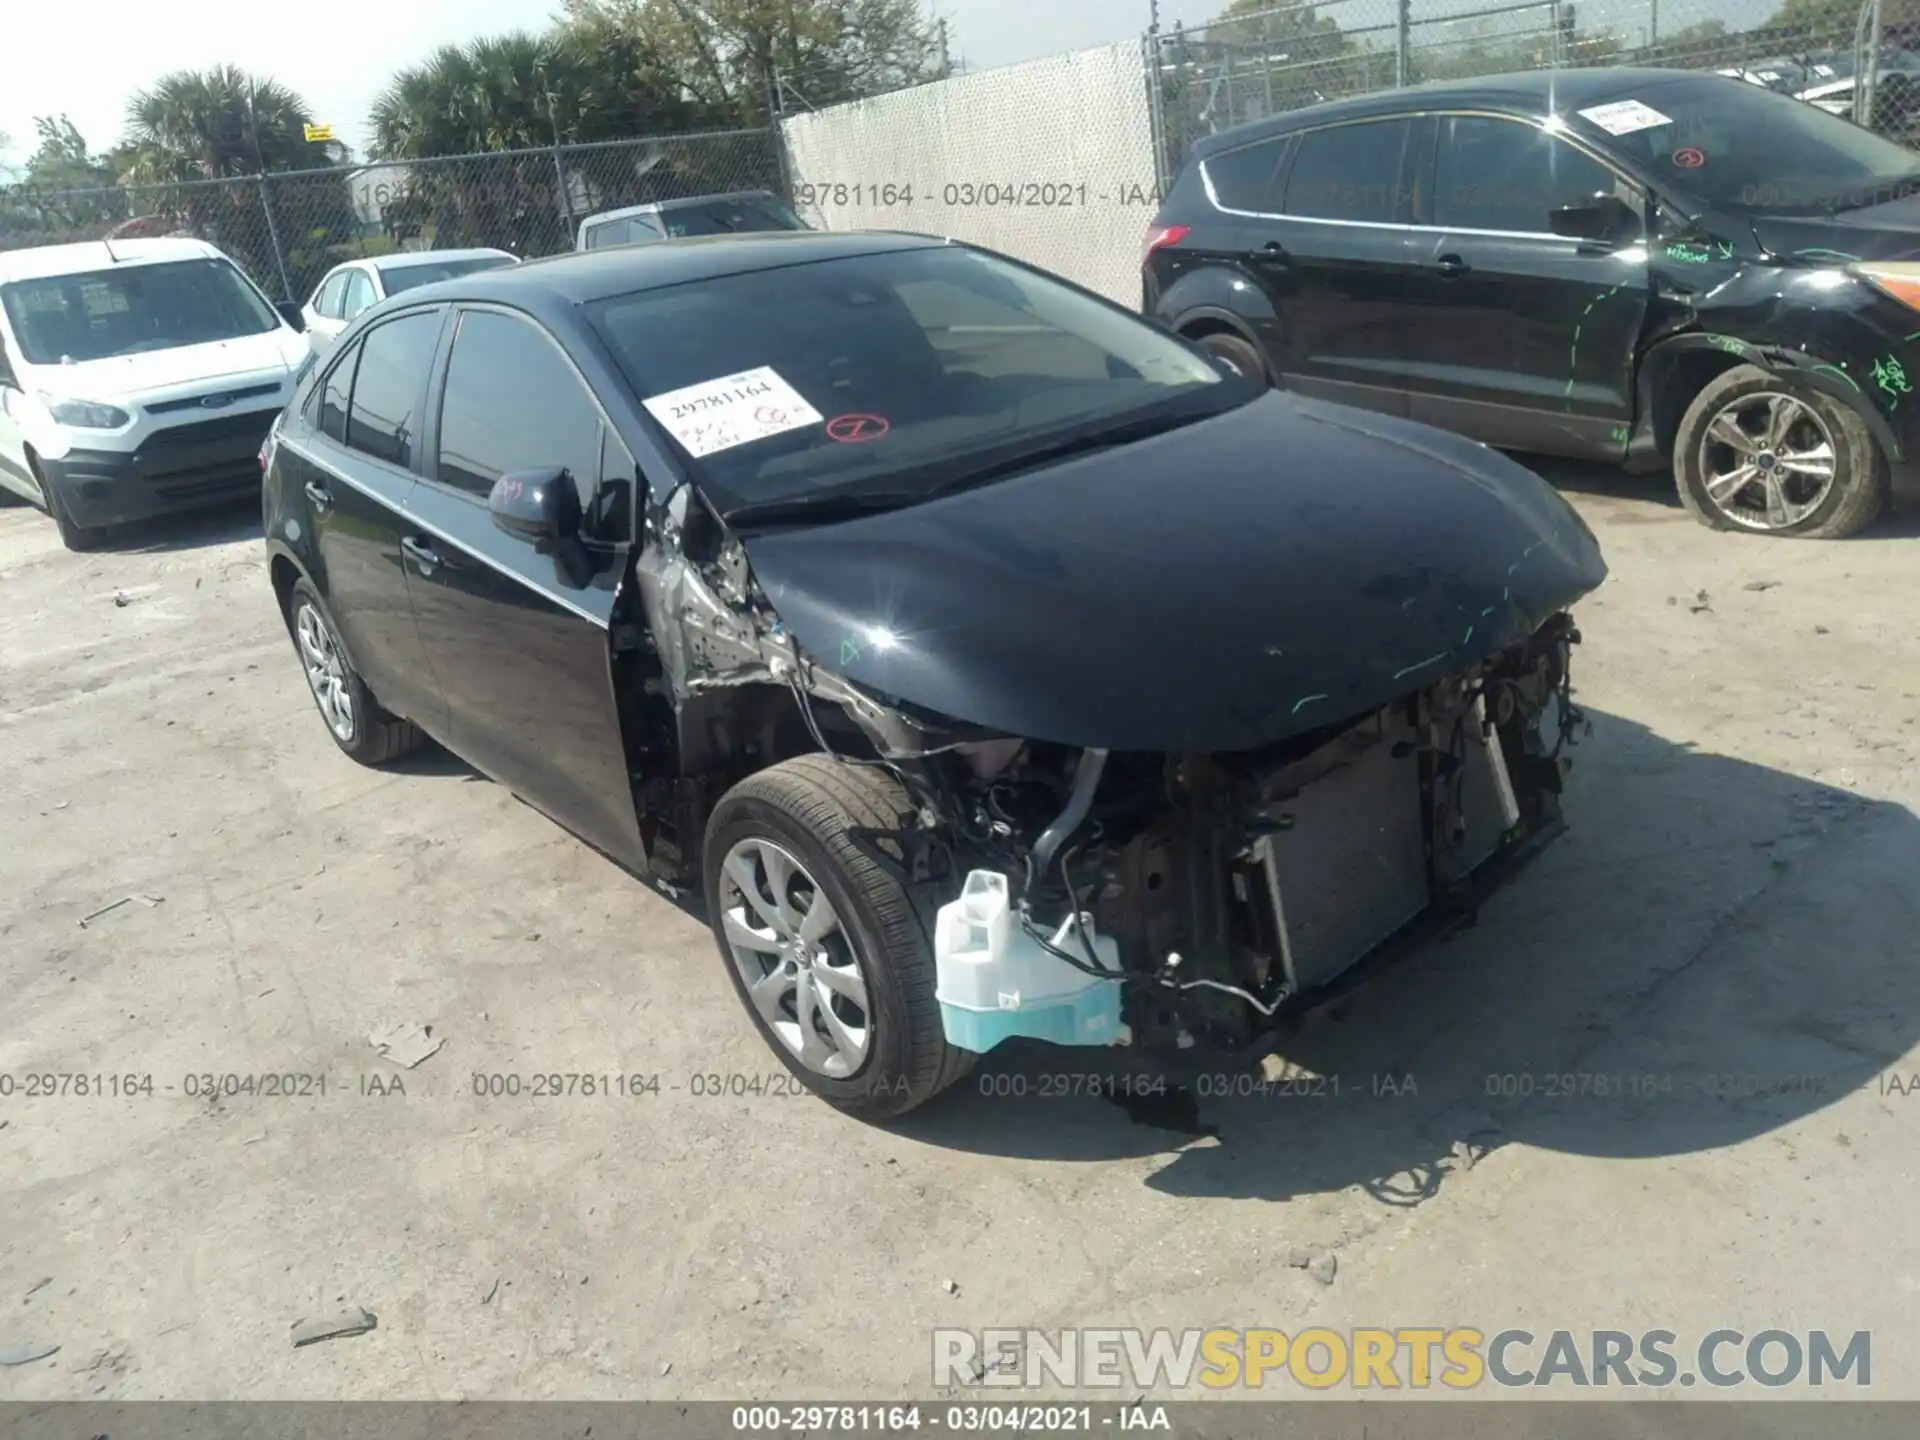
[489,467,581,549]
[276,301,307,333]
[1549,193,1640,243]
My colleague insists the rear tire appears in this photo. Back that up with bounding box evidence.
[1673,365,1888,539]
[1193,331,1271,388]
[285,578,424,765]
[703,755,973,1121]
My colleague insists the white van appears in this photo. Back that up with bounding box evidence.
[0,237,310,549]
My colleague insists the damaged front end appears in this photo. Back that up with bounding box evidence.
[627,482,1589,1059]
[901,615,1586,1055]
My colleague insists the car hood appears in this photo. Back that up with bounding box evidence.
[1749,198,1920,262]
[740,391,1607,753]
[25,329,307,404]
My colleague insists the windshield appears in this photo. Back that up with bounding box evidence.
[0,258,281,365]
[663,198,809,237]
[589,245,1241,518]
[1575,75,1920,214]
[381,255,516,294]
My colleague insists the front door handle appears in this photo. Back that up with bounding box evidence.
[303,480,333,512]
[400,536,441,575]
[1435,253,1470,277]
[1260,239,1290,261]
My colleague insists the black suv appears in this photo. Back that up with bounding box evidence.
[1146,67,1920,538]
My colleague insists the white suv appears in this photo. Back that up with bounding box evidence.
[0,237,309,549]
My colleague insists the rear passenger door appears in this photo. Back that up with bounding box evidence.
[1237,116,1420,415]
[401,305,646,871]
[1399,112,1651,455]
[290,308,448,732]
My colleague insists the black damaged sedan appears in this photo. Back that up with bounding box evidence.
[263,232,1606,1118]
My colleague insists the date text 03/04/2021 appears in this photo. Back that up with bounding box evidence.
[792,182,1165,209]
[0,1072,819,1101]
[731,1405,1168,1433]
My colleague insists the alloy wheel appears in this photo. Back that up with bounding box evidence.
[294,601,356,743]
[1696,391,1838,532]
[717,837,873,1078]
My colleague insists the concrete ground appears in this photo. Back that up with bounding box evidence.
[1,466,1917,1403]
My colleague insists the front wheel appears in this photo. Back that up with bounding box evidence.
[702,755,973,1121]
[32,455,102,552]
[1673,366,1889,539]
[1193,331,1272,388]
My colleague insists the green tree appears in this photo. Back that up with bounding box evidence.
[114,67,355,301]
[560,0,949,122]
[117,66,343,183]
[16,117,126,236]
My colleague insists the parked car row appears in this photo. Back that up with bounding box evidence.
[4,72,1917,1119]
[0,193,806,548]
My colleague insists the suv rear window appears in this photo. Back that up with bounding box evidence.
[1283,119,1413,224]
[662,198,808,237]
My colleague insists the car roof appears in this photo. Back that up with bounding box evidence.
[367,248,516,272]
[390,230,948,312]
[0,236,222,284]
[1188,67,1749,156]
[581,191,778,226]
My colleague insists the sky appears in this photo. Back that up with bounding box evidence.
[0,0,1237,170]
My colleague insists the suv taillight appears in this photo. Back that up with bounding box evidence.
[1142,223,1190,266]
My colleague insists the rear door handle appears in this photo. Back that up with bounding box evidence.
[302,480,332,511]
[400,536,441,575]
[1260,239,1289,261]
[1435,253,1470,277]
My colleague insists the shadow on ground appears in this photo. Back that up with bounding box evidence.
[102,501,264,554]
[895,707,1920,1201]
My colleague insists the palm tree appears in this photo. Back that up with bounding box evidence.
[119,66,340,183]
[115,67,353,302]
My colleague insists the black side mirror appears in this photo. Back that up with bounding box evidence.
[1549,193,1640,243]
[489,467,582,549]
[276,301,306,333]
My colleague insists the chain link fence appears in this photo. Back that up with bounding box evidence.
[0,130,784,304]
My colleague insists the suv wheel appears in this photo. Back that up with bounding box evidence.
[702,755,973,1121]
[1193,331,1271,388]
[1673,365,1889,538]
[286,578,424,765]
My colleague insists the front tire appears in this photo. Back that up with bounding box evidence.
[33,456,102,552]
[1673,365,1888,538]
[285,578,423,765]
[1193,330,1272,388]
[702,755,972,1120]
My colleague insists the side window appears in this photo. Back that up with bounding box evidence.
[436,309,612,539]
[317,339,359,444]
[1433,116,1635,234]
[344,311,441,468]
[341,270,377,319]
[585,220,627,250]
[315,272,350,319]
[1282,119,1413,224]
[1204,136,1290,213]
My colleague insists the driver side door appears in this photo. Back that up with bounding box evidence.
[1399,112,1653,457]
[401,304,647,871]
